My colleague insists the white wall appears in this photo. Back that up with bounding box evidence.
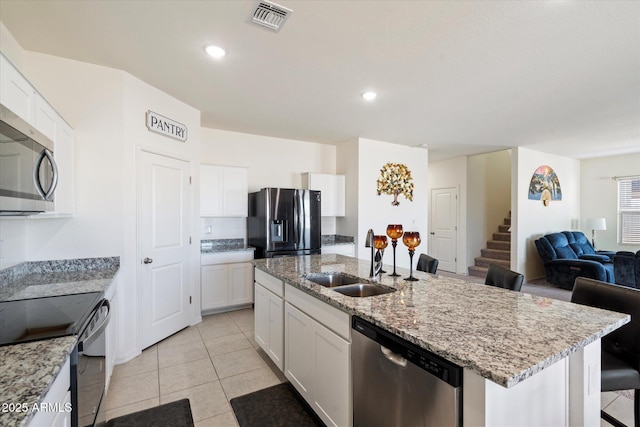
[428,156,468,274]
[0,218,26,269]
[123,72,202,360]
[23,54,126,261]
[581,153,640,253]
[514,147,581,279]
[355,138,429,269]
[200,128,336,192]
[199,128,338,240]
[467,150,512,272]
[336,139,360,244]
[14,49,202,363]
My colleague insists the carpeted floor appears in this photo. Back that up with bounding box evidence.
[230,382,324,427]
[106,398,194,427]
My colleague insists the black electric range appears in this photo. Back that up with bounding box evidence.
[0,292,103,347]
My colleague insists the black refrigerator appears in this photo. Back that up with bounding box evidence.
[248,188,321,258]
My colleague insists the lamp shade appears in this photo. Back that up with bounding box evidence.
[586,218,607,231]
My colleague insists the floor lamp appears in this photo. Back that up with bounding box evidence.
[586,218,606,249]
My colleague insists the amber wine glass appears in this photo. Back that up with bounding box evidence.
[386,224,403,277]
[374,235,388,273]
[402,231,421,281]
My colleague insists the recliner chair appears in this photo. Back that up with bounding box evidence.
[614,251,640,289]
[535,231,615,290]
[571,277,639,427]
[562,231,616,261]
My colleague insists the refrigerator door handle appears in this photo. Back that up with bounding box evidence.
[293,190,299,249]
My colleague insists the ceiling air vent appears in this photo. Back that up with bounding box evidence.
[250,1,293,31]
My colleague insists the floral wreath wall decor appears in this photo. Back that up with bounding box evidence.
[528,165,562,206]
[376,162,414,206]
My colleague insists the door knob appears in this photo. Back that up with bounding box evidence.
[143,257,153,264]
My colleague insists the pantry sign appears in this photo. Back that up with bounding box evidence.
[146,110,188,142]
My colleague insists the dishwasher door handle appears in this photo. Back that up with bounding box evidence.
[380,345,407,367]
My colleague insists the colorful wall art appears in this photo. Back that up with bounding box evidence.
[528,165,562,206]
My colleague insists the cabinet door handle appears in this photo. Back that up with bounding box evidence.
[143,257,153,264]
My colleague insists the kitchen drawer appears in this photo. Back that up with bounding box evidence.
[255,269,284,297]
[201,250,254,266]
[285,283,350,340]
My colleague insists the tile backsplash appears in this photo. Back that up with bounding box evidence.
[201,217,247,240]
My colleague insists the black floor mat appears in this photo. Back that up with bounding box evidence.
[230,382,325,427]
[106,398,194,427]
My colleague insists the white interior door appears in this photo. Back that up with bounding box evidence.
[430,187,458,273]
[138,150,191,349]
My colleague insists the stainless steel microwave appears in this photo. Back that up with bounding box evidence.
[0,104,58,215]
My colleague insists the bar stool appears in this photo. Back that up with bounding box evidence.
[571,277,640,427]
[416,254,439,274]
[484,264,523,291]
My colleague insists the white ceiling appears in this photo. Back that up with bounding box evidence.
[0,0,638,162]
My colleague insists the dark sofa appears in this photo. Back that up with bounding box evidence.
[614,250,640,288]
[535,231,615,290]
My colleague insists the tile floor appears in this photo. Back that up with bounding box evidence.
[104,308,285,426]
[104,307,635,427]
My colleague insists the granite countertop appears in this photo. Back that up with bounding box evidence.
[200,239,255,254]
[0,257,120,427]
[253,254,630,388]
[0,337,77,427]
[321,235,355,246]
[0,257,119,302]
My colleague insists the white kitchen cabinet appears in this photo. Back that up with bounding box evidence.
[1,52,76,218]
[285,299,351,427]
[0,53,35,123]
[200,164,248,217]
[302,173,345,217]
[201,262,253,312]
[254,269,285,370]
[284,284,351,427]
[229,263,253,305]
[202,264,228,310]
[284,302,313,400]
[29,357,71,427]
[254,283,284,371]
[1,53,58,142]
[34,93,57,142]
[51,119,75,216]
[201,250,254,313]
[312,316,351,427]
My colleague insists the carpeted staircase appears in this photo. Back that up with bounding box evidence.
[468,213,511,279]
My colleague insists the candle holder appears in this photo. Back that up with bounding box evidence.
[386,224,403,277]
[374,235,388,273]
[402,231,421,281]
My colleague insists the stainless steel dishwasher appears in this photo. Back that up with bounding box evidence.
[352,316,463,427]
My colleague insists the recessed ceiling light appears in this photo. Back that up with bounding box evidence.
[205,45,226,59]
[362,91,377,101]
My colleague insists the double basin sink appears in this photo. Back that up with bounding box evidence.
[303,272,396,297]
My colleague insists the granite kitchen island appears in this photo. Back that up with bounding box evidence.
[253,254,629,427]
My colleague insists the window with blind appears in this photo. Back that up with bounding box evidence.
[618,178,640,245]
